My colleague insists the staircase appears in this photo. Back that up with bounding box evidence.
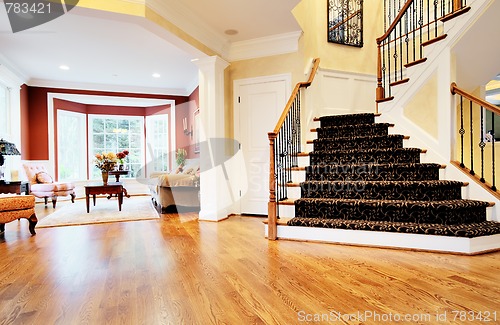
[267,113,500,254]
[266,0,500,254]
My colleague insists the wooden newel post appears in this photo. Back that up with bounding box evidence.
[376,43,384,107]
[268,132,278,240]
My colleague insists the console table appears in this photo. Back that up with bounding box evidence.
[0,181,30,195]
[85,182,123,213]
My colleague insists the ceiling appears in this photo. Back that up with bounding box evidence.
[0,1,301,98]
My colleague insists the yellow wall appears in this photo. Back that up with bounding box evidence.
[77,0,145,17]
[293,0,384,75]
[403,73,439,138]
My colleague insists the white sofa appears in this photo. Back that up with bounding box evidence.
[148,160,200,213]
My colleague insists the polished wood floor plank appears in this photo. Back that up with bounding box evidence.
[1,201,500,324]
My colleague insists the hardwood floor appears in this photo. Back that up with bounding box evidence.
[1,199,499,324]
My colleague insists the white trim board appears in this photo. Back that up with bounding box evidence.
[264,225,500,255]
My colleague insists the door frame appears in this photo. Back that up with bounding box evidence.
[232,73,292,215]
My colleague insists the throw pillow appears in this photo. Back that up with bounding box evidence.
[35,171,53,184]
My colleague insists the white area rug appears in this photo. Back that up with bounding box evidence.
[37,195,159,228]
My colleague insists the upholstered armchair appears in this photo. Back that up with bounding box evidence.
[23,163,76,208]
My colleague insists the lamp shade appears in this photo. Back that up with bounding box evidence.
[0,138,21,156]
[0,139,21,167]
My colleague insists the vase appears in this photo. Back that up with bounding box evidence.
[118,164,124,171]
[102,171,109,185]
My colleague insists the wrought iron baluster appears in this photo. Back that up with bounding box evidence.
[382,42,387,95]
[405,9,409,65]
[286,114,292,187]
[427,0,430,40]
[469,100,475,175]
[384,0,387,30]
[492,111,497,191]
[275,134,280,201]
[412,2,416,62]
[399,15,403,81]
[434,0,438,38]
[393,29,398,82]
[479,106,485,183]
[419,0,423,59]
[459,95,465,167]
[295,92,302,157]
[388,35,392,95]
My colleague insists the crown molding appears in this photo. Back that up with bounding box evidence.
[0,55,28,86]
[27,78,189,96]
[228,31,302,62]
[145,0,230,57]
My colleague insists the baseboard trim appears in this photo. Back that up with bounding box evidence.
[264,224,500,255]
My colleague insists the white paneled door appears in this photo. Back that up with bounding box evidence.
[236,76,289,215]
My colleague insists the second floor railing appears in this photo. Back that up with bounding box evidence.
[376,0,469,103]
[451,82,499,199]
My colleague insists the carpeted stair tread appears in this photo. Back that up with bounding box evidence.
[316,123,391,138]
[286,217,500,238]
[300,180,465,201]
[319,113,375,127]
[306,163,442,181]
[294,198,489,225]
[313,134,405,151]
[310,147,423,165]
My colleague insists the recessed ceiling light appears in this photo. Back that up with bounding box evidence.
[59,65,70,70]
[224,29,238,35]
[152,73,161,78]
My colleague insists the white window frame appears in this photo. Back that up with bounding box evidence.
[88,114,146,180]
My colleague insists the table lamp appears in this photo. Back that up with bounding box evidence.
[0,138,21,181]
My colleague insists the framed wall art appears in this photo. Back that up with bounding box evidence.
[327,0,363,47]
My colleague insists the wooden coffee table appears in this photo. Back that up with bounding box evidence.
[85,182,123,213]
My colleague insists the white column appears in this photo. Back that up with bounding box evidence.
[194,56,230,221]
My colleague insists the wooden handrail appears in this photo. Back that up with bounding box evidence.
[377,0,414,44]
[451,82,500,115]
[272,58,320,134]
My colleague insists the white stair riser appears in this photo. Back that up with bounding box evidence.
[278,204,295,217]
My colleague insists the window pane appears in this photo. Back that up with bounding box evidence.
[90,115,144,179]
[93,119,104,133]
[58,110,86,181]
[146,115,170,173]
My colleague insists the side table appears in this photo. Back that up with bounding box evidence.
[0,181,30,195]
[108,170,130,198]
[84,182,124,213]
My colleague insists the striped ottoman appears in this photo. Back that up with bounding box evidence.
[0,194,37,235]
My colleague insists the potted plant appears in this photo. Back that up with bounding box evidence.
[175,148,187,171]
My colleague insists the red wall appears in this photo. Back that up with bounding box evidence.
[25,86,189,160]
[176,87,199,159]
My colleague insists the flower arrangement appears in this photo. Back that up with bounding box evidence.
[176,148,187,166]
[94,152,118,172]
[116,150,129,164]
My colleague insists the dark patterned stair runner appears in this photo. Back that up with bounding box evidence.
[287,113,500,238]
